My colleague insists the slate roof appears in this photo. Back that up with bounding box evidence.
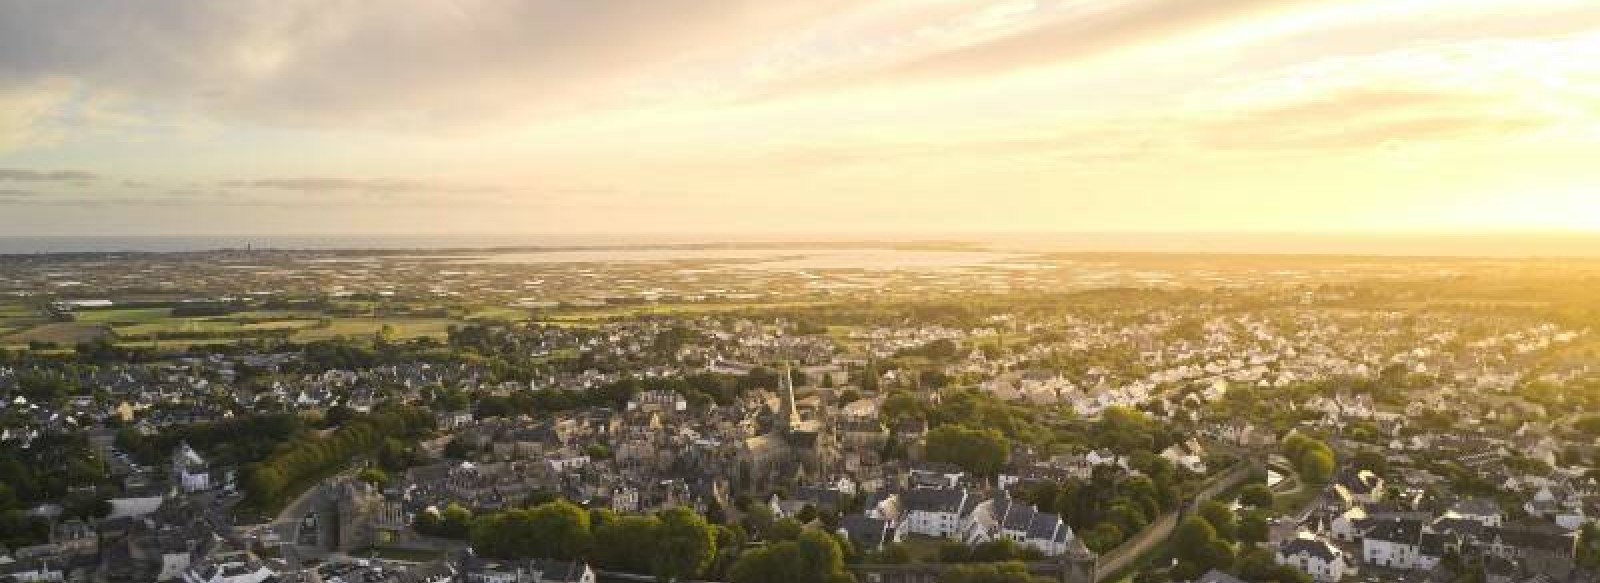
[1365,518,1423,545]
[901,488,969,514]
[1279,536,1341,562]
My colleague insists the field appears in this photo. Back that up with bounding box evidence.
[1,321,110,346]
[2,299,823,349]
[290,317,459,342]
[537,301,825,328]
[0,302,466,349]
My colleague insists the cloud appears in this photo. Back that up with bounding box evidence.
[0,80,79,152]
[1197,86,1555,152]
[742,0,1324,101]
[0,168,99,181]
[0,0,857,129]
[222,177,489,193]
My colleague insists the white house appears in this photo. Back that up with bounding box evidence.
[1360,519,1440,571]
[171,442,210,493]
[960,494,1074,555]
[1276,533,1350,582]
[1447,498,1504,528]
[896,489,972,539]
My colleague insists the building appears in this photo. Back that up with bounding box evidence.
[171,442,210,493]
[897,488,973,539]
[735,363,839,492]
[1276,533,1350,582]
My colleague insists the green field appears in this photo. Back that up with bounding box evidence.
[290,317,460,342]
[0,322,109,345]
[538,301,824,326]
[72,307,174,324]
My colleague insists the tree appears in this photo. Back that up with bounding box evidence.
[440,503,474,539]
[1081,522,1124,553]
[939,562,1051,583]
[1198,501,1238,542]
[1282,433,1335,484]
[924,424,1010,478]
[1237,509,1271,546]
[470,500,592,560]
[357,467,388,486]
[594,515,660,573]
[1238,484,1273,509]
[1172,515,1233,577]
[728,528,855,583]
[769,518,804,542]
[1578,523,1600,569]
[1236,546,1311,583]
[1299,449,1335,484]
[654,507,718,581]
[872,543,913,564]
[1173,516,1218,561]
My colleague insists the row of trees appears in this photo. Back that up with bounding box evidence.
[460,500,724,582]
[242,406,435,509]
[423,496,864,582]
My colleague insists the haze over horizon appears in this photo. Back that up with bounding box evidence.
[2,0,1599,239]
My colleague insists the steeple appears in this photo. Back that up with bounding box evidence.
[778,361,801,431]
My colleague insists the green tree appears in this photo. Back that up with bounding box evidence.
[1237,509,1271,546]
[1081,522,1124,553]
[654,507,718,581]
[939,562,1051,583]
[924,424,1010,478]
[1299,449,1335,484]
[470,499,593,560]
[357,467,388,486]
[1238,484,1273,509]
[1198,501,1238,542]
[728,528,855,583]
[594,515,660,573]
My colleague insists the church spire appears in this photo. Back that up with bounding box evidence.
[778,361,801,431]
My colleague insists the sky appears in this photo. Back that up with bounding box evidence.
[1,0,1598,238]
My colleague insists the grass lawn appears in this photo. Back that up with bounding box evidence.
[466,306,535,322]
[1273,479,1322,516]
[541,301,826,323]
[291,317,460,342]
[360,546,447,562]
[72,307,173,323]
[0,321,108,345]
[114,338,251,349]
[114,318,241,337]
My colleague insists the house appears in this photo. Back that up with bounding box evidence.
[908,464,966,490]
[1276,533,1350,582]
[1160,439,1207,474]
[1360,518,1442,571]
[0,557,64,582]
[960,494,1073,555]
[897,488,973,539]
[461,557,596,583]
[837,514,892,552]
[1448,498,1505,528]
[1332,469,1384,508]
[171,442,211,493]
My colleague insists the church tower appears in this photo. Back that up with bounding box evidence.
[778,361,802,432]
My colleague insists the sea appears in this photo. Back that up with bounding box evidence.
[2,232,1600,258]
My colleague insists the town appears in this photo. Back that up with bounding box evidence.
[2,246,1598,583]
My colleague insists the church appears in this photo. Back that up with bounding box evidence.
[735,363,839,493]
